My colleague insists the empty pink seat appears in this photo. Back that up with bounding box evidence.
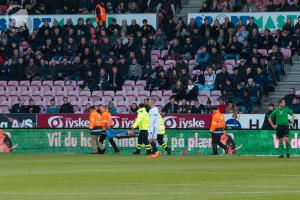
[42,81,53,86]
[224,59,235,65]
[0,81,7,86]
[163,90,172,96]
[91,91,102,102]
[0,95,7,102]
[123,80,135,87]
[125,95,137,102]
[151,50,161,57]
[151,90,163,98]
[64,85,75,91]
[68,90,79,96]
[117,101,130,107]
[56,91,67,96]
[55,96,64,105]
[33,90,44,96]
[117,105,127,113]
[127,91,138,97]
[53,85,62,92]
[114,95,125,102]
[165,60,176,66]
[136,80,146,86]
[18,85,28,92]
[103,91,114,97]
[6,85,17,92]
[79,90,91,97]
[133,85,144,92]
[115,91,126,97]
[0,105,9,113]
[211,90,222,96]
[151,54,159,64]
[0,85,5,92]
[32,95,43,102]
[198,95,208,104]
[7,81,18,86]
[19,81,30,86]
[101,96,113,103]
[77,80,85,86]
[53,80,65,87]
[122,85,133,91]
[210,95,220,103]
[8,95,19,103]
[65,80,76,86]
[139,90,150,96]
[161,50,169,58]
[31,80,42,86]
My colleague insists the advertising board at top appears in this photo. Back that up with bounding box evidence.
[0,13,157,33]
[188,12,300,31]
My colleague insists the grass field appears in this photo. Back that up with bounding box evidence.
[0,155,300,200]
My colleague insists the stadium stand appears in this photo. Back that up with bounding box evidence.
[0,0,298,114]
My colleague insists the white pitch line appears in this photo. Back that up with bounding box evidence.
[0,192,187,196]
[212,191,300,195]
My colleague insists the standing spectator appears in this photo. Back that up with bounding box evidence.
[46,99,60,114]
[215,65,230,90]
[289,97,300,113]
[254,67,269,97]
[162,96,179,113]
[10,98,27,113]
[246,17,258,33]
[262,103,275,129]
[110,66,123,91]
[59,97,74,113]
[268,45,284,81]
[284,88,297,107]
[108,102,117,114]
[26,98,41,113]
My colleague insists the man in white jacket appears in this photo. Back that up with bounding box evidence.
[148,97,161,158]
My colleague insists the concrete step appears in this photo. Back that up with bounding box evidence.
[282,76,300,81]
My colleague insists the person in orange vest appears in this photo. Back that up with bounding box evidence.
[98,105,120,155]
[210,107,228,155]
[89,106,104,154]
[95,2,107,24]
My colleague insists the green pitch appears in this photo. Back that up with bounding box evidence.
[0,155,300,200]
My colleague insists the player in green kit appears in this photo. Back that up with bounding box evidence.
[268,99,295,158]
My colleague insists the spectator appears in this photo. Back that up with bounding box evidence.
[246,17,259,33]
[254,67,269,96]
[26,98,41,113]
[127,103,137,114]
[268,45,284,81]
[218,98,227,113]
[243,1,257,12]
[82,103,91,114]
[10,97,27,113]
[178,98,190,113]
[195,47,209,71]
[172,80,186,100]
[25,58,37,81]
[108,101,117,114]
[187,79,198,100]
[128,58,142,81]
[215,65,230,90]
[59,97,74,113]
[245,78,260,106]
[204,100,214,114]
[192,70,205,85]
[284,88,297,107]
[208,47,222,69]
[199,67,216,92]
[190,99,205,113]
[262,103,275,129]
[110,66,123,91]
[289,97,300,113]
[96,68,110,91]
[162,96,179,113]
[46,99,60,114]
[237,90,253,113]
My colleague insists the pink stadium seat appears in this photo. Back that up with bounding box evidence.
[9,90,20,96]
[32,95,43,102]
[210,95,220,103]
[19,81,30,86]
[77,80,85,86]
[117,105,127,113]
[211,90,222,96]
[28,85,40,93]
[151,54,159,64]
[65,80,76,87]
[257,49,268,57]
[163,90,172,96]
[7,81,18,86]
[56,91,67,97]
[0,105,9,113]
[123,80,135,87]
[0,85,5,92]
[199,91,210,97]
[151,90,163,98]
[296,91,300,96]
[42,81,53,86]
[114,95,125,102]
[165,60,176,66]
[6,85,17,92]
[136,80,146,87]
[224,59,235,66]
[33,90,44,96]
[53,85,63,92]
[91,91,102,102]
[122,85,133,91]
[151,50,161,57]
[55,96,64,105]
[115,91,126,97]
[139,90,150,96]
[64,85,75,91]
[53,80,65,87]
[158,59,164,67]
[281,49,291,59]
[8,95,19,103]
[161,50,169,58]
[68,90,79,97]
[125,95,137,102]
[18,85,28,92]
[0,95,7,102]
[101,96,113,104]
[103,91,114,98]
[31,80,42,86]
[117,101,130,107]
[189,60,197,65]
[44,95,54,103]
[0,81,7,86]
[133,85,145,92]
[79,90,91,97]
[127,91,138,97]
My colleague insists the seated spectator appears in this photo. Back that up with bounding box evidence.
[215,65,230,90]
[162,96,178,113]
[26,98,41,113]
[129,103,138,114]
[157,70,169,90]
[179,68,190,86]
[83,70,96,91]
[190,99,205,113]
[172,80,186,100]
[178,98,190,113]
[204,99,214,114]
[217,98,227,113]
[96,68,110,91]
[254,67,269,96]
[245,78,260,106]
[284,88,297,107]
[195,47,209,71]
[82,103,91,114]
[187,79,198,101]
[59,97,74,113]
[128,58,142,81]
[198,67,216,92]
[10,97,27,113]
[46,99,60,114]
[146,71,159,91]
[237,90,253,113]
[192,70,205,85]
[208,47,222,70]
[289,97,300,113]
[108,102,117,114]
[224,36,241,60]
[110,66,123,92]
[226,102,235,114]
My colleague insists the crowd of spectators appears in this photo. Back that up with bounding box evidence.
[1,0,299,114]
[200,0,300,12]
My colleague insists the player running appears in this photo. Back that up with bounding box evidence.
[132,104,152,155]
[268,98,294,158]
[148,97,171,158]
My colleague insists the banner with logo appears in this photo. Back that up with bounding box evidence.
[0,14,157,33]
[0,114,36,128]
[37,114,211,129]
[188,12,300,30]
[3,129,300,155]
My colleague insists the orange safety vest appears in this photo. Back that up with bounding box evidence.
[210,110,226,132]
[101,109,113,130]
[89,109,102,129]
[95,4,106,23]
